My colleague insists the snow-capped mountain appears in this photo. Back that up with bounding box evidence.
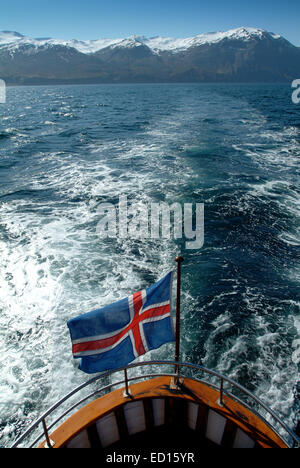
[0,27,286,54]
[0,27,299,84]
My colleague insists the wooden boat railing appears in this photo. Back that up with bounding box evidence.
[10,360,300,448]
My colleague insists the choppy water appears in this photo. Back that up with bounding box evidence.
[0,83,299,447]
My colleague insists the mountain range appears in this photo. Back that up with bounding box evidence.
[0,27,300,84]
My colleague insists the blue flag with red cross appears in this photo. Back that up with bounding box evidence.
[67,272,174,374]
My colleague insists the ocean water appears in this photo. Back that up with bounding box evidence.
[0,83,299,447]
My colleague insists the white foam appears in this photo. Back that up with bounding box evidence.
[1,86,299,446]
[0,106,194,445]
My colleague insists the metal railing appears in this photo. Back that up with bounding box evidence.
[10,360,300,448]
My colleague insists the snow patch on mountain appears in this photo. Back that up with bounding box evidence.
[0,31,25,45]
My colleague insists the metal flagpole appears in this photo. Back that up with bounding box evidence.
[174,256,184,378]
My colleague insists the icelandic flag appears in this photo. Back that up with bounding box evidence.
[67,272,174,374]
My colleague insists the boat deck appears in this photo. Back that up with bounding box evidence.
[42,376,287,449]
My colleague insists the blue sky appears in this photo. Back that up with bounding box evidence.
[1,0,300,46]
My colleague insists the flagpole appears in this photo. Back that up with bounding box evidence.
[174,256,184,377]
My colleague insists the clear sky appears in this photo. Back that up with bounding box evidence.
[1,0,300,46]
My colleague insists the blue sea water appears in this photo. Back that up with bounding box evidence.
[0,83,299,447]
